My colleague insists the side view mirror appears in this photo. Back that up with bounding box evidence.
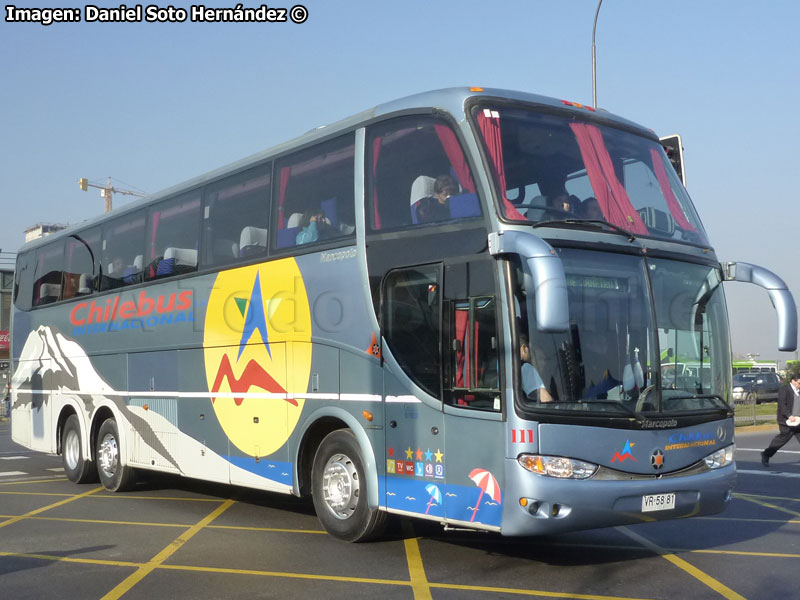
[722,261,797,351]
[489,231,569,333]
[660,134,686,186]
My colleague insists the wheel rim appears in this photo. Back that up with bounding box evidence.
[98,432,119,479]
[64,428,80,471]
[321,452,359,519]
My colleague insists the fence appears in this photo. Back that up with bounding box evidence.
[734,395,777,427]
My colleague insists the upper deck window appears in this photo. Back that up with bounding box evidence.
[272,134,356,251]
[202,163,271,266]
[32,242,65,307]
[368,116,482,231]
[145,193,202,280]
[473,105,707,245]
[64,229,101,299]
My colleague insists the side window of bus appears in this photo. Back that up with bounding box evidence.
[101,212,146,290]
[14,251,35,311]
[272,134,356,251]
[145,193,202,280]
[63,229,101,299]
[203,163,271,266]
[382,264,442,399]
[32,242,65,307]
[368,116,481,231]
[443,260,500,411]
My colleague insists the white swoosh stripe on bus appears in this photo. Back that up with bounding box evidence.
[385,395,421,403]
[17,390,382,402]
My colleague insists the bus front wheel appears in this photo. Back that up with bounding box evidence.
[62,414,98,484]
[96,418,136,492]
[311,429,386,542]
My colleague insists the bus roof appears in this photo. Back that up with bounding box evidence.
[19,87,653,254]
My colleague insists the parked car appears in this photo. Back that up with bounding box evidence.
[732,372,781,404]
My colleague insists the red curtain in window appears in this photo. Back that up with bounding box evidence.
[455,308,468,388]
[278,166,291,229]
[570,123,648,235]
[434,125,475,193]
[472,319,479,389]
[150,212,161,259]
[476,109,526,220]
[649,148,697,232]
[372,137,382,230]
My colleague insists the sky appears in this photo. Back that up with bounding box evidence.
[1,0,798,363]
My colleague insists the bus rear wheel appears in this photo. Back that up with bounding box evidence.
[96,418,136,492]
[311,429,386,542]
[62,414,98,484]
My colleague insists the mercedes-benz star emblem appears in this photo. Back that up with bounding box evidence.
[651,449,665,470]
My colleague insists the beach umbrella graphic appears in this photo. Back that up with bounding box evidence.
[424,484,442,514]
[468,468,501,522]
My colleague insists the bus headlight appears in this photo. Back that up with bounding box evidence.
[518,454,598,479]
[704,445,735,469]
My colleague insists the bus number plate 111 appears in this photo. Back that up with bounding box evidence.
[641,493,676,512]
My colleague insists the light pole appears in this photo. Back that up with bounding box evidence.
[592,0,603,108]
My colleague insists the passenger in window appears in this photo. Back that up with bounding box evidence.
[537,176,577,216]
[110,256,124,274]
[416,174,459,223]
[582,333,623,398]
[520,335,553,403]
[296,208,330,245]
[577,197,604,220]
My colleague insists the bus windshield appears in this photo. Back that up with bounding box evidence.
[514,248,731,416]
[474,104,708,245]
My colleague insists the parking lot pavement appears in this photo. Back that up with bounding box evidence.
[3,420,800,599]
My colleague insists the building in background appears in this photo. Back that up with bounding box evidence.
[24,223,67,243]
[1,268,12,408]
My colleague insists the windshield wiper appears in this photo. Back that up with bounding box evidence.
[570,399,644,419]
[532,219,636,242]
[663,393,729,409]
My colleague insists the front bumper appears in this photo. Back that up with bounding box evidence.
[500,458,736,536]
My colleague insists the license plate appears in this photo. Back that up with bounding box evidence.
[641,493,676,512]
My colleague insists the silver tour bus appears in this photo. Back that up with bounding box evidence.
[11,88,796,541]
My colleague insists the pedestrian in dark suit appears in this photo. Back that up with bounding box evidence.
[761,373,800,467]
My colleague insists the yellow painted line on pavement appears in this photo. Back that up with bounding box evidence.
[0,477,68,486]
[0,490,78,498]
[0,509,327,533]
[0,548,660,599]
[619,527,746,600]
[162,563,653,599]
[0,485,103,529]
[404,536,432,600]
[429,582,652,600]
[207,524,326,534]
[734,492,800,503]
[0,488,232,503]
[692,549,800,559]
[0,550,140,569]
[14,515,190,529]
[736,495,800,519]
[90,493,223,503]
[159,563,410,586]
[101,498,236,600]
[697,516,800,524]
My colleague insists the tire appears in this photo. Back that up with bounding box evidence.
[61,415,98,484]
[747,392,759,405]
[311,429,386,542]
[96,418,136,492]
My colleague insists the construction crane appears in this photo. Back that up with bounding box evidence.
[78,176,145,213]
